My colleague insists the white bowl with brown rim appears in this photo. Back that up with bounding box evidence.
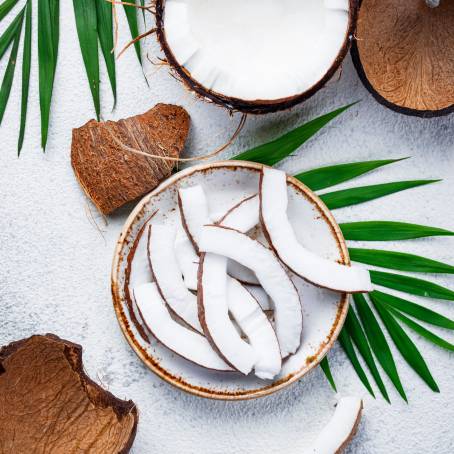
[111,160,350,400]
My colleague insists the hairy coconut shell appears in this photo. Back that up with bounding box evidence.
[155,0,359,114]
[0,334,138,453]
[351,0,454,117]
[71,103,190,215]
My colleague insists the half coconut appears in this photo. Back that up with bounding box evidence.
[156,0,358,113]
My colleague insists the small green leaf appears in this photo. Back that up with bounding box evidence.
[349,248,454,274]
[123,1,142,64]
[372,296,440,392]
[319,356,337,392]
[231,103,356,166]
[338,328,375,397]
[340,221,454,241]
[0,0,19,21]
[321,180,440,210]
[370,270,454,301]
[388,308,454,352]
[295,158,407,192]
[38,0,60,150]
[353,294,407,401]
[96,0,116,108]
[0,13,23,124]
[0,8,24,59]
[345,307,389,402]
[371,290,454,330]
[73,0,100,120]
[17,0,31,154]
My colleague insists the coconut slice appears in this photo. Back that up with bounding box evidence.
[226,260,260,286]
[308,396,363,454]
[260,168,373,293]
[175,223,199,291]
[156,0,356,113]
[218,194,260,232]
[198,225,302,357]
[134,283,232,372]
[147,224,203,333]
[226,278,281,379]
[245,285,272,312]
[198,253,256,374]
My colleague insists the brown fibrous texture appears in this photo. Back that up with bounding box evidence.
[71,103,190,215]
[0,334,138,454]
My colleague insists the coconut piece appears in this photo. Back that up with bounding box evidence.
[198,225,302,357]
[351,0,454,117]
[198,253,256,374]
[226,278,281,379]
[218,194,260,232]
[260,168,372,293]
[0,334,138,452]
[71,103,190,215]
[308,396,363,454]
[134,283,232,372]
[227,260,260,286]
[156,0,357,113]
[147,224,203,333]
[245,285,272,311]
[175,223,199,291]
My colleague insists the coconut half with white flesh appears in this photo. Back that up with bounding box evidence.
[155,0,357,113]
[199,225,303,357]
[308,396,363,454]
[147,224,203,333]
[260,168,373,293]
[134,283,232,372]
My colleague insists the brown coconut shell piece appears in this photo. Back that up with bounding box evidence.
[0,334,138,453]
[71,103,190,215]
[351,0,454,117]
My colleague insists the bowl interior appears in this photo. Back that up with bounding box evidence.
[111,161,349,400]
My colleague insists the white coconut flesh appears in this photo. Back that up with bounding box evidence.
[134,283,232,372]
[245,285,272,312]
[226,278,281,379]
[260,168,373,293]
[199,225,302,357]
[163,0,350,101]
[308,396,363,454]
[198,252,256,374]
[175,224,199,291]
[129,222,153,289]
[147,224,203,333]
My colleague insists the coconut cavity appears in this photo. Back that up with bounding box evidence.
[158,0,353,111]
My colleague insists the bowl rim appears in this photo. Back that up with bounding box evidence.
[111,160,350,400]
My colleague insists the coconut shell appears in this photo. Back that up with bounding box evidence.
[0,334,138,453]
[71,103,190,215]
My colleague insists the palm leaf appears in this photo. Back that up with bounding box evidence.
[319,357,337,392]
[73,0,100,120]
[345,307,390,402]
[96,0,116,108]
[370,270,454,301]
[372,291,454,330]
[38,0,59,149]
[0,8,23,59]
[0,0,19,21]
[340,221,454,241]
[232,103,355,165]
[295,158,407,191]
[372,296,440,392]
[17,0,31,154]
[338,328,375,397]
[349,248,454,274]
[353,294,407,401]
[388,309,454,352]
[320,180,439,210]
[122,1,142,64]
[0,12,23,124]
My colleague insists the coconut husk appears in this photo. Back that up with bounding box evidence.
[0,334,138,453]
[71,103,190,215]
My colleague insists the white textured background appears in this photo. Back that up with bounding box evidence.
[1,5,454,454]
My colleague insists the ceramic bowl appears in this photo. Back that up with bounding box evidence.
[111,160,350,400]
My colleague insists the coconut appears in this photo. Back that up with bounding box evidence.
[351,0,454,117]
[260,167,372,293]
[134,283,233,371]
[155,0,358,114]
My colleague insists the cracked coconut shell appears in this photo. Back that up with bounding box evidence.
[0,334,138,453]
[71,103,190,215]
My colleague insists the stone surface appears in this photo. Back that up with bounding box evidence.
[0,6,453,454]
